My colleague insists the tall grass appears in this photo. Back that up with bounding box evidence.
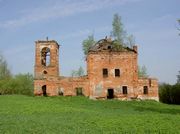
[0,95,180,133]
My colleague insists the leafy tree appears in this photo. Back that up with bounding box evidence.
[111,13,126,45]
[13,73,34,95]
[112,40,123,51]
[171,83,180,104]
[82,13,135,54]
[0,54,11,80]
[71,70,77,77]
[76,66,84,76]
[159,83,180,104]
[126,34,135,48]
[177,71,180,84]
[138,65,148,78]
[82,34,96,56]
[71,66,85,77]
[0,73,33,95]
[159,83,172,104]
[111,13,136,48]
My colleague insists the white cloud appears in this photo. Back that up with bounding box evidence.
[0,0,142,29]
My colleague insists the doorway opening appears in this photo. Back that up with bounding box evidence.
[42,85,47,96]
[107,89,114,99]
[76,87,84,96]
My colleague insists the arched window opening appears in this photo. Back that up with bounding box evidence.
[41,47,50,66]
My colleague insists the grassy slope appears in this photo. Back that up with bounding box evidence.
[0,95,180,134]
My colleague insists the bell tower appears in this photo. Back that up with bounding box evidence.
[34,40,59,79]
[34,40,60,96]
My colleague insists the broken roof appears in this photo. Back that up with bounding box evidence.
[89,37,136,53]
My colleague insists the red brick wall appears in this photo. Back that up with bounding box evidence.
[34,40,59,79]
[34,40,158,100]
[87,51,138,98]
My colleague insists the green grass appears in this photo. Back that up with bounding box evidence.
[0,95,180,134]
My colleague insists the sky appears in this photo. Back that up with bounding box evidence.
[0,0,179,84]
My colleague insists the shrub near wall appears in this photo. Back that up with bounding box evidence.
[171,84,180,104]
[0,73,33,96]
[159,83,180,104]
[159,84,171,104]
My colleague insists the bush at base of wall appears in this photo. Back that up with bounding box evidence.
[159,83,180,104]
[0,73,33,96]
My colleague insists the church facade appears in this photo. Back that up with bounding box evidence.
[34,38,158,100]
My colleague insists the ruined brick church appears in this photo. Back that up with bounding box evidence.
[34,38,158,100]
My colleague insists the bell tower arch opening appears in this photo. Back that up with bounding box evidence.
[41,47,50,66]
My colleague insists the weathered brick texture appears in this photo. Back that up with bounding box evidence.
[34,39,158,101]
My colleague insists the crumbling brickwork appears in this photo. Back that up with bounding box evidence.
[34,38,158,101]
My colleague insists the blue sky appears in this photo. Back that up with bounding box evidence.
[0,0,179,84]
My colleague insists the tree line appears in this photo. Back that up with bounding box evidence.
[158,19,180,104]
[159,71,180,104]
[0,54,33,96]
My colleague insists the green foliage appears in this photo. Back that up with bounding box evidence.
[112,40,124,51]
[82,34,96,56]
[71,66,85,77]
[82,13,136,54]
[13,73,34,95]
[0,54,11,80]
[111,13,135,48]
[159,83,172,104]
[71,70,77,77]
[159,83,180,104]
[0,95,180,133]
[126,34,135,47]
[138,65,148,78]
[77,66,84,76]
[111,13,126,45]
[0,73,33,96]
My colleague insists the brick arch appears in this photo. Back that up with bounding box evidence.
[41,47,50,66]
